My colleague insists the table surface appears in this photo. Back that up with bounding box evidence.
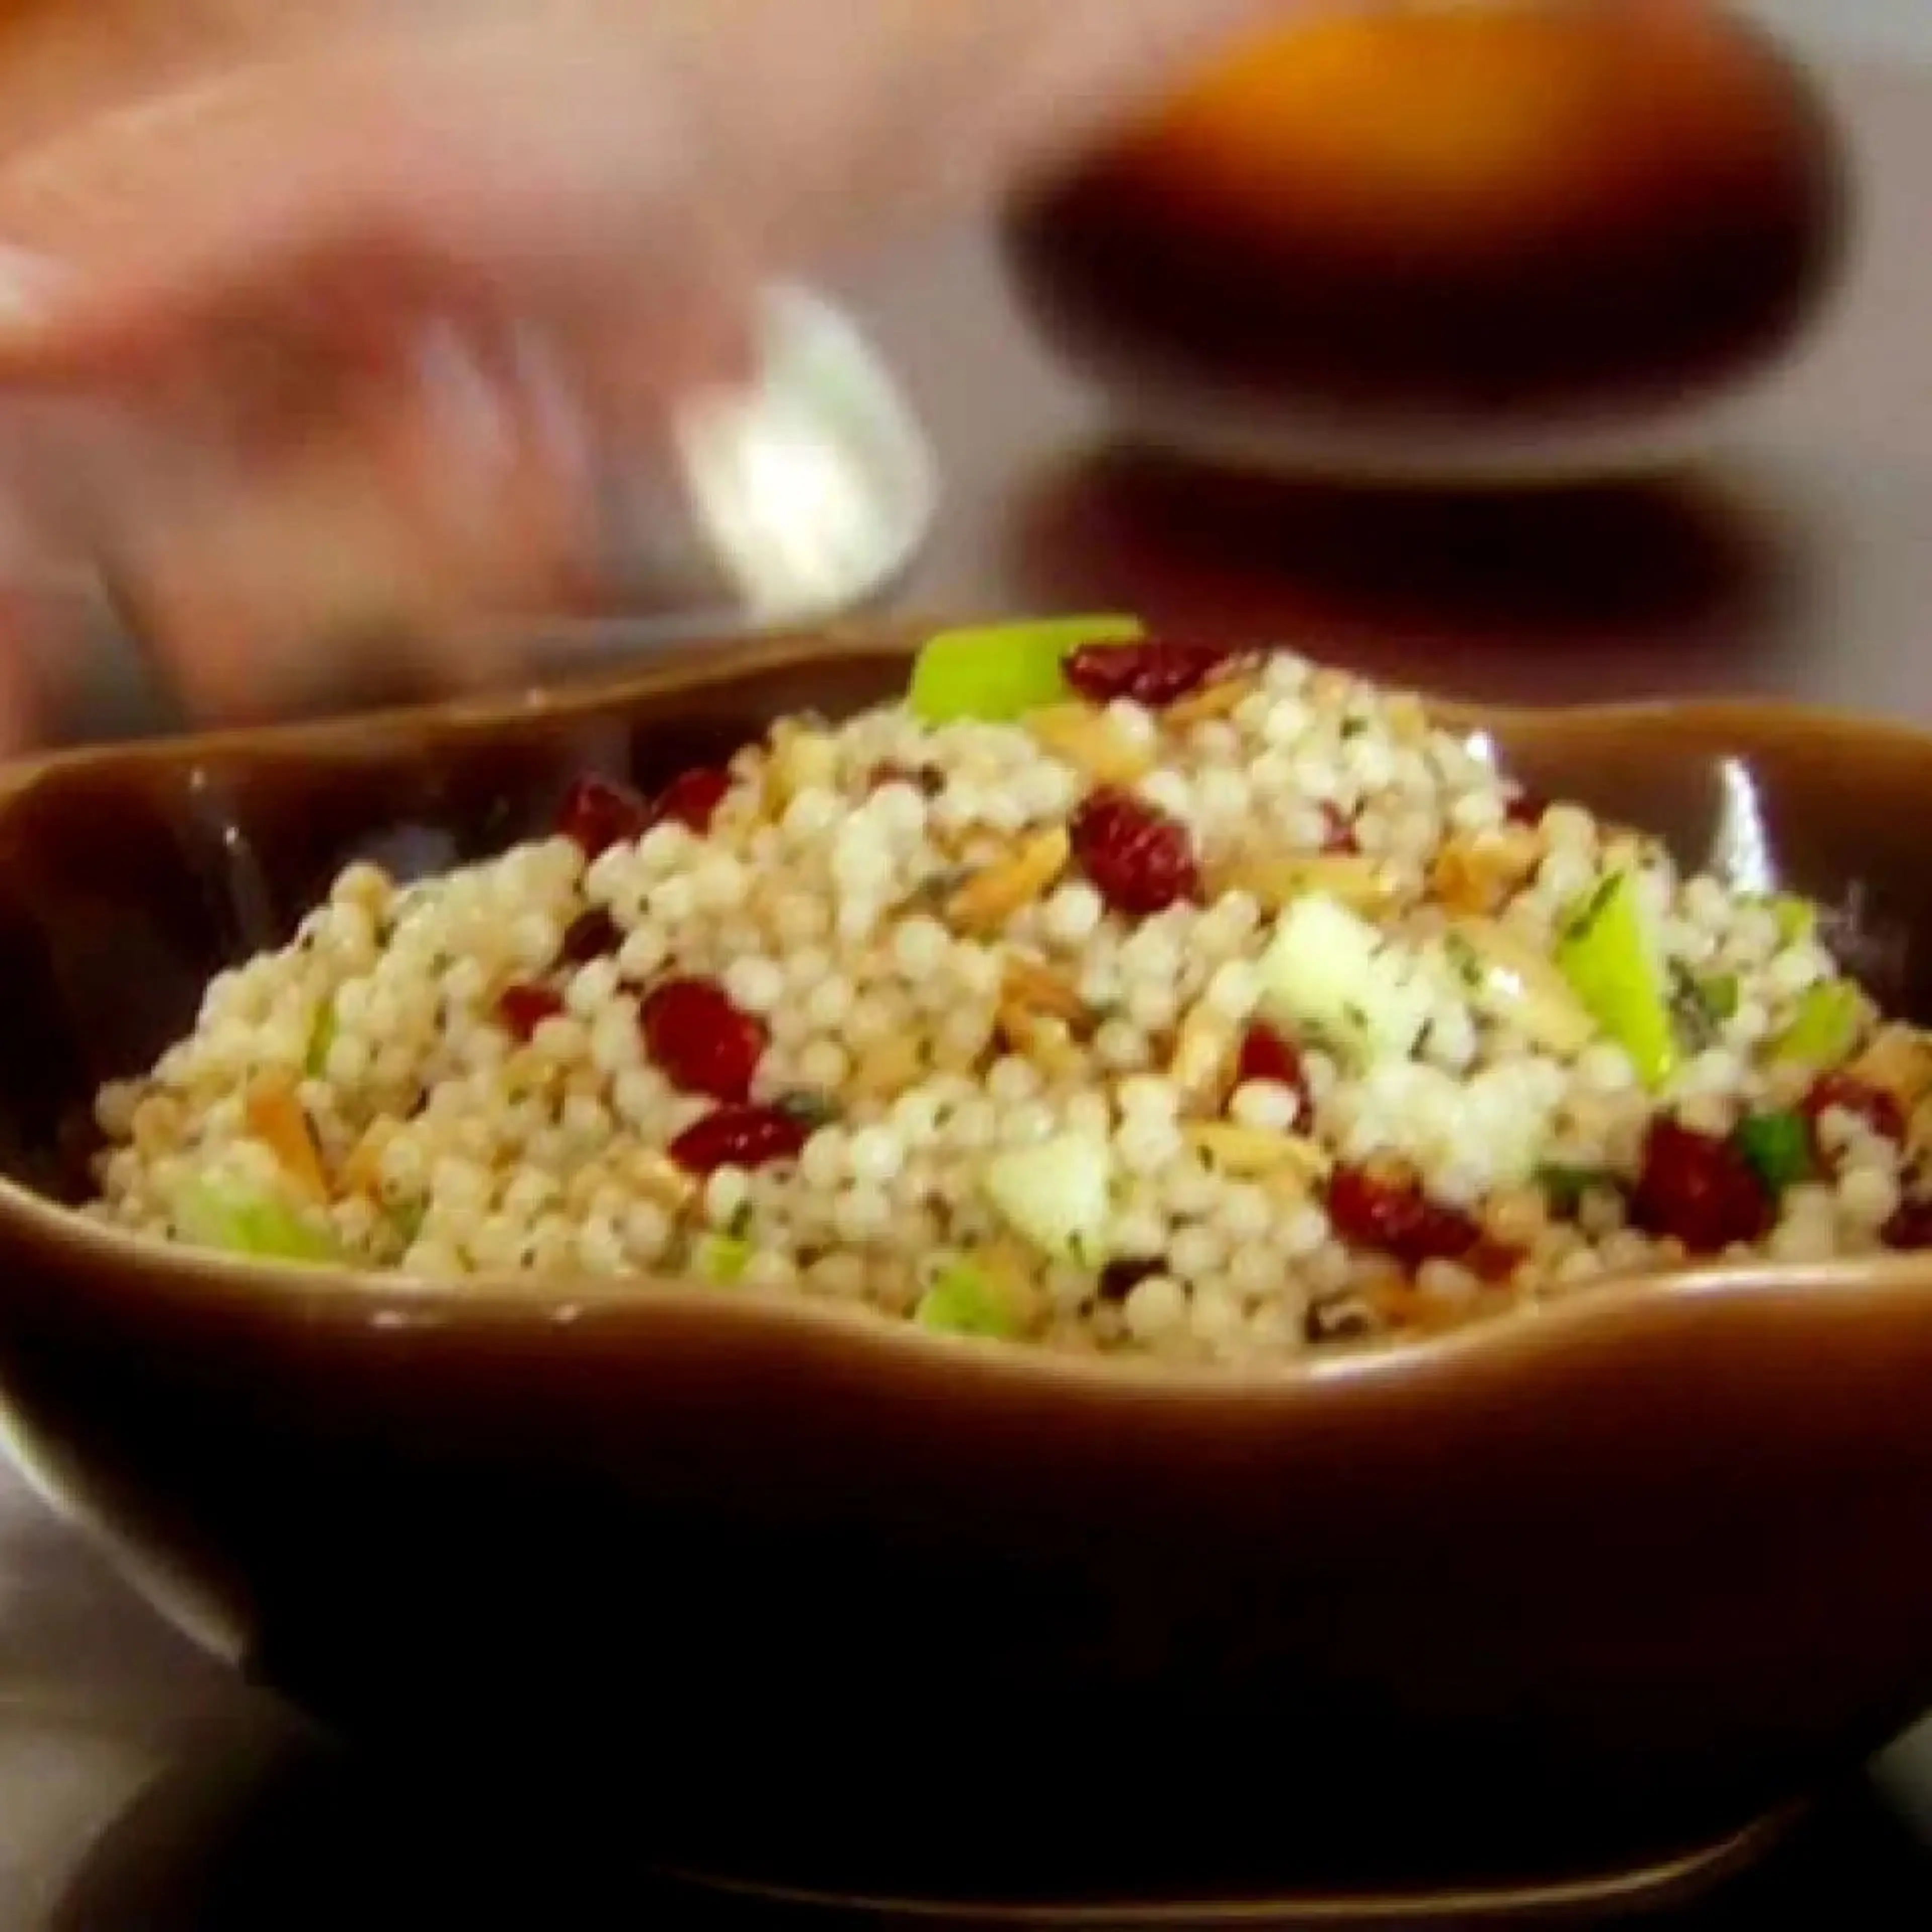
[13,31,1932,1931]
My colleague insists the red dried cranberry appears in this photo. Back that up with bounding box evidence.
[1882,1200,1932,1251]
[497,983,565,1042]
[1234,1022,1311,1123]
[669,1104,809,1176]
[1503,789,1549,828]
[1063,639,1249,709]
[640,977,767,1103]
[1326,1164,1482,1270]
[1318,804,1359,854]
[558,775,653,858]
[558,909,622,965]
[1467,1238,1525,1284]
[1628,1118,1773,1254]
[1070,787,1202,916]
[655,766,733,834]
[1801,1072,1906,1150]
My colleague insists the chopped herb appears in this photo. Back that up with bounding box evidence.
[1339,717,1367,740]
[1732,1110,1814,1196]
[1669,961,1727,1051]
[304,1000,338,1078]
[1534,1163,1613,1218]
[727,1201,756,1240]
[776,1089,841,1131]
[1443,930,1483,990]
[387,1197,429,1247]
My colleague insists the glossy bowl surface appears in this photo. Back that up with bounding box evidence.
[1,624,1931,1910]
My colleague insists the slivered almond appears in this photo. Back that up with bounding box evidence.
[1185,1122,1332,1185]
[1848,1024,1932,1113]
[1169,1005,1234,1104]
[1366,1280,1503,1337]
[765,722,839,813]
[1164,672,1258,728]
[623,1151,700,1213]
[1002,955,1090,1026]
[1025,704,1153,785]
[1431,829,1538,916]
[244,1076,328,1201]
[339,1118,399,1196]
[946,826,1071,932]
[1214,850,1401,916]
[1445,916,1595,1056]
[852,1034,924,1101]
[996,999,1086,1079]
[1383,693,1431,744]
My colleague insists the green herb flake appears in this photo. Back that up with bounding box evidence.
[694,1233,756,1286]
[1732,1110,1814,1196]
[304,1000,338,1079]
[1534,1163,1612,1218]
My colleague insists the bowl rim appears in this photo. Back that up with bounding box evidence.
[9,614,1932,1397]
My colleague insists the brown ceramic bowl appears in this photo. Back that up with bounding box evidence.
[1000,2,1852,485]
[1,623,1930,1917]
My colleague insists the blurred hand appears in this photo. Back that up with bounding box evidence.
[0,0,1290,737]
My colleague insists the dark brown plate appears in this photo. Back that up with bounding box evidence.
[0,622,1929,1913]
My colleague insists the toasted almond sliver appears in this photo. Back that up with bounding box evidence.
[1848,1024,1932,1113]
[244,1076,329,1201]
[1185,1122,1332,1185]
[1163,672,1258,729]
[1446,916,1595,1056]
[339,1118,399,1197]
[997,1000,1086,1079]
[625,1151,701,1213]
[1002,955,1090,1026]
[1430,829,1539,917]
[946,826,1072,933]
[765,723,840,814]
[1024,704,1154,786]
[1214,851,1402,917]
[1169,1005,1233,1103]
[852,1034,924,1101]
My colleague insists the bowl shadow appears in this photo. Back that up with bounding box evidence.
[1008,442,1800,701]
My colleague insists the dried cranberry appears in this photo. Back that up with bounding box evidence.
[1628,1118,1773,1254]
[1070,787,1202,916]
[1467,1239,1525,1284]
[558,909,623,965]
[1326,1164,1482,1270]
[1801,1072,1906,1150]
[1318,804,1359,854]
[655,766,733,833]
[497,983,566,1042]
[1063,639,1249,709]
[1503,789,1549,828]
[640,978,767,1103]
[669,1104,810,1176]
[557,775,653,858]
[1234,1023,1311,1123]
[1882,1200,1932,1251]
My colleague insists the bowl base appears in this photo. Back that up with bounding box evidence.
[654,1802,1803,1928]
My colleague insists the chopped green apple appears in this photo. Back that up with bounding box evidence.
[1768,980,1865,1067]
[1767,894,1817,946]
[693,1233,756,1285]
[1554,872,1679,1090]
[1257,892,1432,1064]
[980,1132,1114,1266]
[907,615,1143,724]
[915,1261,1018,1339]
[172,1173,343,1265]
